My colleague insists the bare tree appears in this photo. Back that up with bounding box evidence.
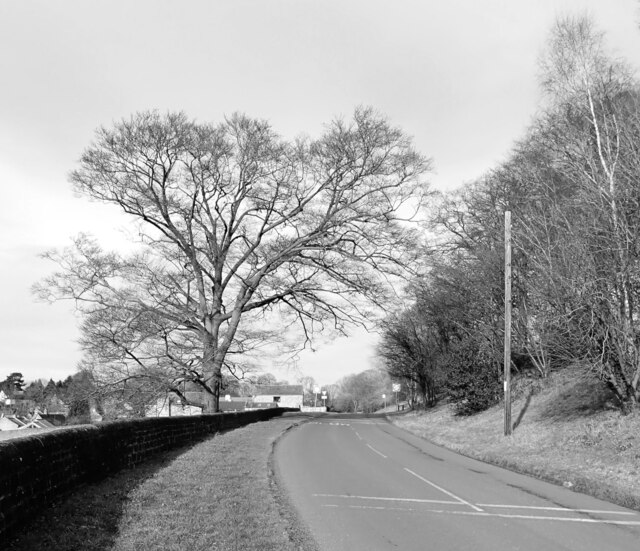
[378,306,442,408]
[35,108,430,412]
[532,15,640,411]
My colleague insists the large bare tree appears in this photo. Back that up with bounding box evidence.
[36,108,430,412]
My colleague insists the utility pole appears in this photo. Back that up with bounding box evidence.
[504,210,512,436]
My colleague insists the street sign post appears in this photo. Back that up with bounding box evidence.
[392,383,401,410]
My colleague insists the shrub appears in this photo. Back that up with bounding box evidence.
[444,337,502,415]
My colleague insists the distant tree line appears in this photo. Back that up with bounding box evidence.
[327,368,393,413]
[1,371,96,422]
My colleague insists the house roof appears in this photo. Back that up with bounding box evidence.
[0,415,23,429]
[0,414,54,430]
[253,385,304,396]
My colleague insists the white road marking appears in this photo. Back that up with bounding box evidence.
[321,504,640,525]
[330,504,411,511]
[404,468,484,512]
[312,494,460,506]
[439,509,640,525]
[312,495,639,519]
[366,444,388,459]
[354,431,363,440]
[477,503,637,516]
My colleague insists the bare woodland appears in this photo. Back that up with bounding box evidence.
[379,16,640,414]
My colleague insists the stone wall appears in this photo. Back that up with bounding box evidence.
[0,408,290,536]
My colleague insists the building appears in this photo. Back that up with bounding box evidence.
[0,410,55,431]
[251,384,303,409]
[143,385,303,415]
[0,414,22,431]
[218,399,248,412]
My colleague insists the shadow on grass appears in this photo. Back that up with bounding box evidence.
[512,389,534,431]
[536,375,616,422]
[5,446,193,551]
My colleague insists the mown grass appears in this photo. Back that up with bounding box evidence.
[5,448,186,551]
[5,416,314,551]
[391,367,640,511]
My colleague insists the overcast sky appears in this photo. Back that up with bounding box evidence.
[2,0,640,386]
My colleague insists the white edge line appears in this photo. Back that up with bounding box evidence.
[443,509,640,525]
[477,503,637,516]
[314,495,638,520]
[354,431,363,440]
[404,468,483,512]
[312,494,459,505]
[366,444,387,459]
[322,505,640,525]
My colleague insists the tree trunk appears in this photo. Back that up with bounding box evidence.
[620,393,637,415]
[201,363,221,414]
[201,328,223,413]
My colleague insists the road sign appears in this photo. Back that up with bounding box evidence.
[392,383,401,392]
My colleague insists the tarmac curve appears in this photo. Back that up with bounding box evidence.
[274,414,640,551]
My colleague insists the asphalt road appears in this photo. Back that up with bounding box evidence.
[274,414,640,550]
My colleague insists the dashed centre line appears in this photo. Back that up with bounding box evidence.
[366,443,387,459]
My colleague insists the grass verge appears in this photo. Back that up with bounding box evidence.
[5,416,315,551]
[390,367,640,511]
[5,448,186,551]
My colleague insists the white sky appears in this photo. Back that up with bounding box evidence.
[1,0,640,386]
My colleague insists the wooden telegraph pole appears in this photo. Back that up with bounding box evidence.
[504,210,512,436]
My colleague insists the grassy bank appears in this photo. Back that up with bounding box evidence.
[6,416,314,551]
[390,367,640,511]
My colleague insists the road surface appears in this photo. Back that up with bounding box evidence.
[274,414,640,550]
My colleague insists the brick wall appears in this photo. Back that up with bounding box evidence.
[0,408,290,537]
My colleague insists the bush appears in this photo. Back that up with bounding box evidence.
[444,338,502,415]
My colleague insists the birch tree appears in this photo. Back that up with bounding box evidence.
[534,16,640,411]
